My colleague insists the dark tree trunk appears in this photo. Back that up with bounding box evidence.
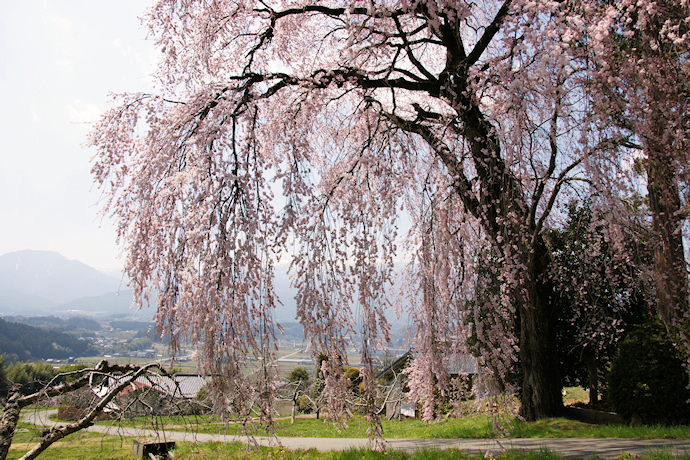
[518,241,564,421]
[646,134,688,326]
[519,305,564,420]
[452,95,564,421]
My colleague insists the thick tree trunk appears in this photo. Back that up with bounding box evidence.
[455,99,563,421]
[646,138,688,326]
[519,306,563,420]
[518,243,563,421]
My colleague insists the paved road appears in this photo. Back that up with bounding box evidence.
[20,409,690,458]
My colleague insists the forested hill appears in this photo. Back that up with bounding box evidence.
[0,318,95,361]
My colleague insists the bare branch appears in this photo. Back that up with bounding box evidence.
[16,362,164,460]
[464,1,514,67]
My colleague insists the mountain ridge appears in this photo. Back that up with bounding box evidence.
[0,249,299,321]
[0,250,135,317]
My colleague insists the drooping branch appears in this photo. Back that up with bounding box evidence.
[379,108,480,218]
[528,90,561,230]
[18,362,164,460]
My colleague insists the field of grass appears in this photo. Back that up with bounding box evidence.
[92,413,690,440]
[18,413,690,459]
[9,436,690,460]
[175,443,570,459]
[80,345,365,378]
[175,444,690,460]
[8,424,133,460]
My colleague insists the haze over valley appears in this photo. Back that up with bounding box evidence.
[0,249,140,318]
[0,249,408,365]
[0,249,303,322]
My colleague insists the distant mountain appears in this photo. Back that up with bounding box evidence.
[0,288,56,314]
[0,250,299,321]
[0,250,122,307]
[57,289,155,319]
[273,262,297,322]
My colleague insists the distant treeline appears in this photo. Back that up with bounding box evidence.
[4,315,101,333]
[0,359,88,395]
[0,318,96,361]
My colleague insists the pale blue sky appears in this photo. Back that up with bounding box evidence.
[0,1,156,271]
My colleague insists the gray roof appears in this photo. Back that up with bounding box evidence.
[376,350,478,381]
[448,353,478,375]
[134,374,210,399]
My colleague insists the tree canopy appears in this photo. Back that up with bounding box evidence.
[90,0,689,428]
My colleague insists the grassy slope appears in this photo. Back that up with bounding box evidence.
[9,437,688,460]
[96,413,690,439]
[12,418,690,459]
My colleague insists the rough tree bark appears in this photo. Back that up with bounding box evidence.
[0,385,24,460]
[646,121,688,326]
[517,241,563,420]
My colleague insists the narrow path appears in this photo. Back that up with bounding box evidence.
[277,351,300,360]
[20,409,690,458]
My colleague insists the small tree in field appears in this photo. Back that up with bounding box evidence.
[286,367,310,423]
[287,367,309,386]
[90,0,683,427]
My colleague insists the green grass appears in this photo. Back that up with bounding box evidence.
[10,427,690,459]
[93,414,495,438]
[90,413,690,440]
[17,440,686,460]
[511,418,690,439]
[562,387,589,406]
[7,426,134,460]
[175,444,568,459]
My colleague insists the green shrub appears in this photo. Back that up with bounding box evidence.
[288,367,310,385]
[608,322,690,425]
